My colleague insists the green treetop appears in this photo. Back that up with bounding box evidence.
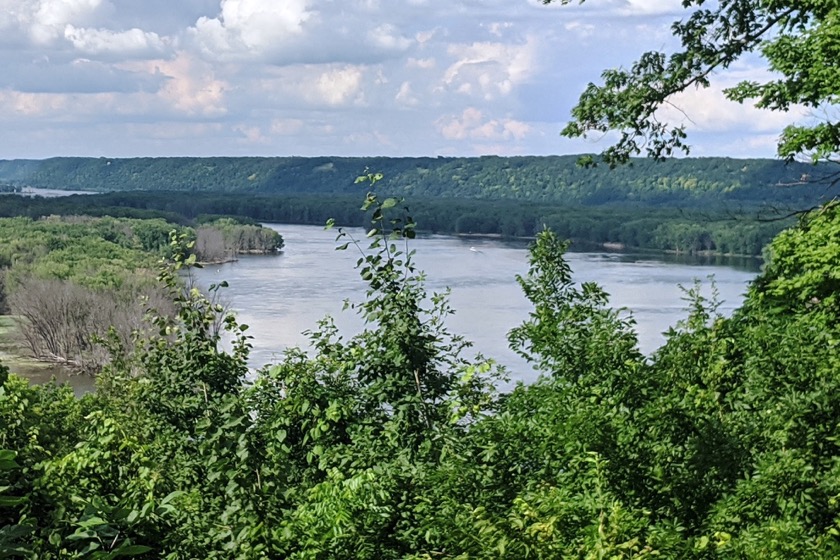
[550,1,840,165]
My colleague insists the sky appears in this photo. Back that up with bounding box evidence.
[0,0,809,160]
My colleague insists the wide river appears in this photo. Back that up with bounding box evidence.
[190,224,759,387]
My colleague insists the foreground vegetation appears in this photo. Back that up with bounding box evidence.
[1,177,838,558]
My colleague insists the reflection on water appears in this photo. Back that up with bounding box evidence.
[8,187,97,198]
[11,363,95,397]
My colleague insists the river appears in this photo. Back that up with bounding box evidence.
[188,224,759,387]
[9,223,759,392]
[11,187,96,197]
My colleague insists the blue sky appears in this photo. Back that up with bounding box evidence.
[0,0,807,159]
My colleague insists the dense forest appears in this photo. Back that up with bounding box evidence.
[1,155,838,208]
[1,181,839,557]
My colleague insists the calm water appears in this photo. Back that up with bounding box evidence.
[190,224,759,386]
[10,187,96,197]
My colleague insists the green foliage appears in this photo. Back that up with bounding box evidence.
[198,218,283,255]
[509,228,641,376]
[751,201,840,313]
[112,231,251,427]
[550,1,840,165]
[0,215,282,371]
[413,202,840,558]
[1,188,809,256]
[0,216,170,289]
[254,173,503,557]
[1,155,835,205]
[0,373,87,558]
[0,448,32,559]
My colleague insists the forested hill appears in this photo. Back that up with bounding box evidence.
[1,155,837,207]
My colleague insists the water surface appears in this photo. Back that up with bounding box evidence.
[191,224,758,385]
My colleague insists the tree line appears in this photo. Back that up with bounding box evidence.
[2,151,832,257]
[0,155,837,209]
[0,191,791,256]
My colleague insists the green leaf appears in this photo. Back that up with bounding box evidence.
[0,450,17,463]
[113,544,154,556]
[0,495,26,507]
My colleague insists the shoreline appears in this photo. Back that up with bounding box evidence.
[452,231,763,260]
[0,315,97,395]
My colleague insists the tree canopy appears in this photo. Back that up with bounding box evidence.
[552,1,840,166]
[0,156,829,201]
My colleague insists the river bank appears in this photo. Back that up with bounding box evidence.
[0,315,94,395]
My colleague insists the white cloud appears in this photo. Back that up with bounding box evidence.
[315,66,365,107]
[135,122,225,141]
[342,129,394,150]
[0,0,106,44]
[406,57,435,69]
[563,21,595,38]
[0,0,793,158]
[622,0,684,16]
[149,53,228,116]
[0,89,152,122]
[657,68,809,134]
[484,22,512,37]
[395,81,419,106]
[0,57,164,93]
[270,118,304,136]
[436,107,531,141]
[235,124,266,143]
[0,90,71,117]
[190,0,313,58]
[415,29,437,45]
[435,107,482,140]
[443,38,537,100]
[369,24,411,51]
[34,0,104,28]
[696,133,783,158]
[230,63,373,111]
[64,25,167,57]
[188,0,414,66]
[533,0,684,17]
